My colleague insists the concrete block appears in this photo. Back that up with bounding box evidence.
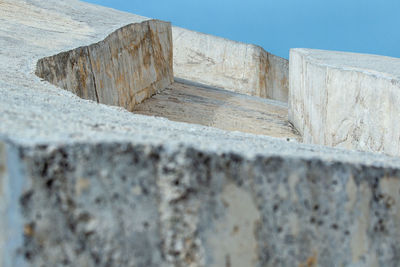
[289,48,400,156]
[3,140,400,266]
[36,20,173,111]
[172,27,289,102]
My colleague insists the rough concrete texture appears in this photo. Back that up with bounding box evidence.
[134,80,300,141]
[36,20,173,111]
[172,27,289,102]
[2,0,400,266]
[289,48,400,157]
[3,139,400,266]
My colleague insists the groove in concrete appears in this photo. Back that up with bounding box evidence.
[134,81,301,141]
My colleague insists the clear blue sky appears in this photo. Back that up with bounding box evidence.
[84,0,400,59]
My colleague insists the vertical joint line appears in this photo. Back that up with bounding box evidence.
[86,48,100,103]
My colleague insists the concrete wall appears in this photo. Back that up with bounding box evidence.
[36,20,173,111]
[3,140,400,266]
[172,27,289,102]
[34,10,288,105]
[289,48,400,156]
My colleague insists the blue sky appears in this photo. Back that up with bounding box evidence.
[84,0,400,59]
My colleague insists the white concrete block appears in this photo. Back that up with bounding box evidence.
[289,48,400,156]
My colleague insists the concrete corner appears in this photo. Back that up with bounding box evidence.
[289,48,400,156]
[36,20,173,111]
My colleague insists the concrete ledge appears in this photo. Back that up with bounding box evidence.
[36,20,173,111]
[289,48,400,156]
[2,140,400,266]
[172,27,289,102]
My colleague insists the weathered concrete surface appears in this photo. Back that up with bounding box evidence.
[4,139,400,266]
[134,80,300,140]
[36,20,173,111]
[172,27,289,102]
[2,0,400,266]
[289,48,400,156]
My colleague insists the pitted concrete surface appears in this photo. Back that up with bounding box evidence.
[2,0,400,266]
[3,140,400,266]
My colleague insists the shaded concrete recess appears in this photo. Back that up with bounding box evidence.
[134,80,300,140]
[34,10,294,140]
[2,0,400,266]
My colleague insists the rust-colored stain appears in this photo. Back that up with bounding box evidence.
[24,224,34,237]
[94,58,100,73]
[281,76,288,90]
[258,52,270,98]
[299,253,318,267]
[115,73,125,88]
[183,237,196,264]
[105,67,113,79]
[78,56,88,98]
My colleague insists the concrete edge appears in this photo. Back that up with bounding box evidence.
[290,48,400,82]
[0,138,29,267]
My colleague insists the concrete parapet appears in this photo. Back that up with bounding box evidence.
[36,20,173,111]
[289,48,400,156]
[2,139,400,266]
[172,27,289,102]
